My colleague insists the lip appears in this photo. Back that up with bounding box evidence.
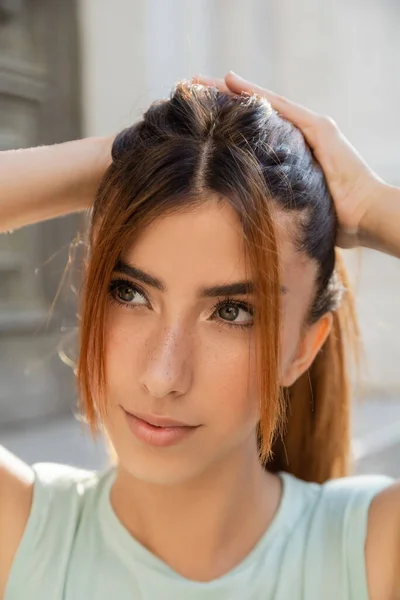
[126,410,193,428]
[122,408,200,448]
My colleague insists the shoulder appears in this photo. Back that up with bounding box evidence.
[283,470,393,521]
[314,474,396,599]
[280,472,394,599]
[0,449,104,599]
[0,447,34,598]
[317,476,400,599]
[365,481,400,600]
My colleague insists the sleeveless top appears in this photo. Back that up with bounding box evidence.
[4,463,392,600]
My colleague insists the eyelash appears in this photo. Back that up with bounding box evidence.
[108,278,254,330]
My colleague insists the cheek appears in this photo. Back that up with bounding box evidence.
[104,311,147,394]
[196,330,259,430]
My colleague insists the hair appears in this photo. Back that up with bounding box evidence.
[77,82,358,484]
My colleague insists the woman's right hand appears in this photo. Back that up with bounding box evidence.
[195,73,389,251]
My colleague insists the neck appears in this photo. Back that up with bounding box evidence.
[110,442,282,582]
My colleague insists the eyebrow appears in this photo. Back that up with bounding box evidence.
[114,260,287,297]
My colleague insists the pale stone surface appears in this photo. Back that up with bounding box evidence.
[1,412,109,471]
[0,2,80,426]
[343,249,400,393]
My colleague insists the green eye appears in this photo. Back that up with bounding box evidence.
[218,304,240,322]
[213,298,254,328]
[117,284,136,302]
[109,279,148,307]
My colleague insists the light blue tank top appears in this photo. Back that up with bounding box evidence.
[4,463,392,600]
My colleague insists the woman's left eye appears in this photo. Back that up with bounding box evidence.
[212,300,254,328]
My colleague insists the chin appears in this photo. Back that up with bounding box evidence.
[105,411,214,486]
[118,450,207,486]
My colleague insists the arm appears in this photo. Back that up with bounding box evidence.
[0,136,112,596]
[0,136,112,233]
[360,184,400,258]
[365,483,400,600]
[0,448,34,598]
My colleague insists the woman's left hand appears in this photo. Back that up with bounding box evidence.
[193,73,387,253]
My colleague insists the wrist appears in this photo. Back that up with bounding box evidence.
[68,136,113,208]
[358,182,400,255]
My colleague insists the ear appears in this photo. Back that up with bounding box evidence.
[280,312,333,388]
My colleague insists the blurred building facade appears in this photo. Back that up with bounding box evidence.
[0,1,80,426]
[0,0,399,472]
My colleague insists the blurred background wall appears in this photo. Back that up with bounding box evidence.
[0,0,399,475]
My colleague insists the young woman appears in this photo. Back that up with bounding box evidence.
[0,73,399,600]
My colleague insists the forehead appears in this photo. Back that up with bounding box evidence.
[123,197,317,300]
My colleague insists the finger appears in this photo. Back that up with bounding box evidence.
[224,72,322,145]
[192,75,231,94]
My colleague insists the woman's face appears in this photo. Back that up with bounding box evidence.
[103,197,322,484]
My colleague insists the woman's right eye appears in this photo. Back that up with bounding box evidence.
[108,279,148,307]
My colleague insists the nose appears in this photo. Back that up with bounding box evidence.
[138,326,193,399]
